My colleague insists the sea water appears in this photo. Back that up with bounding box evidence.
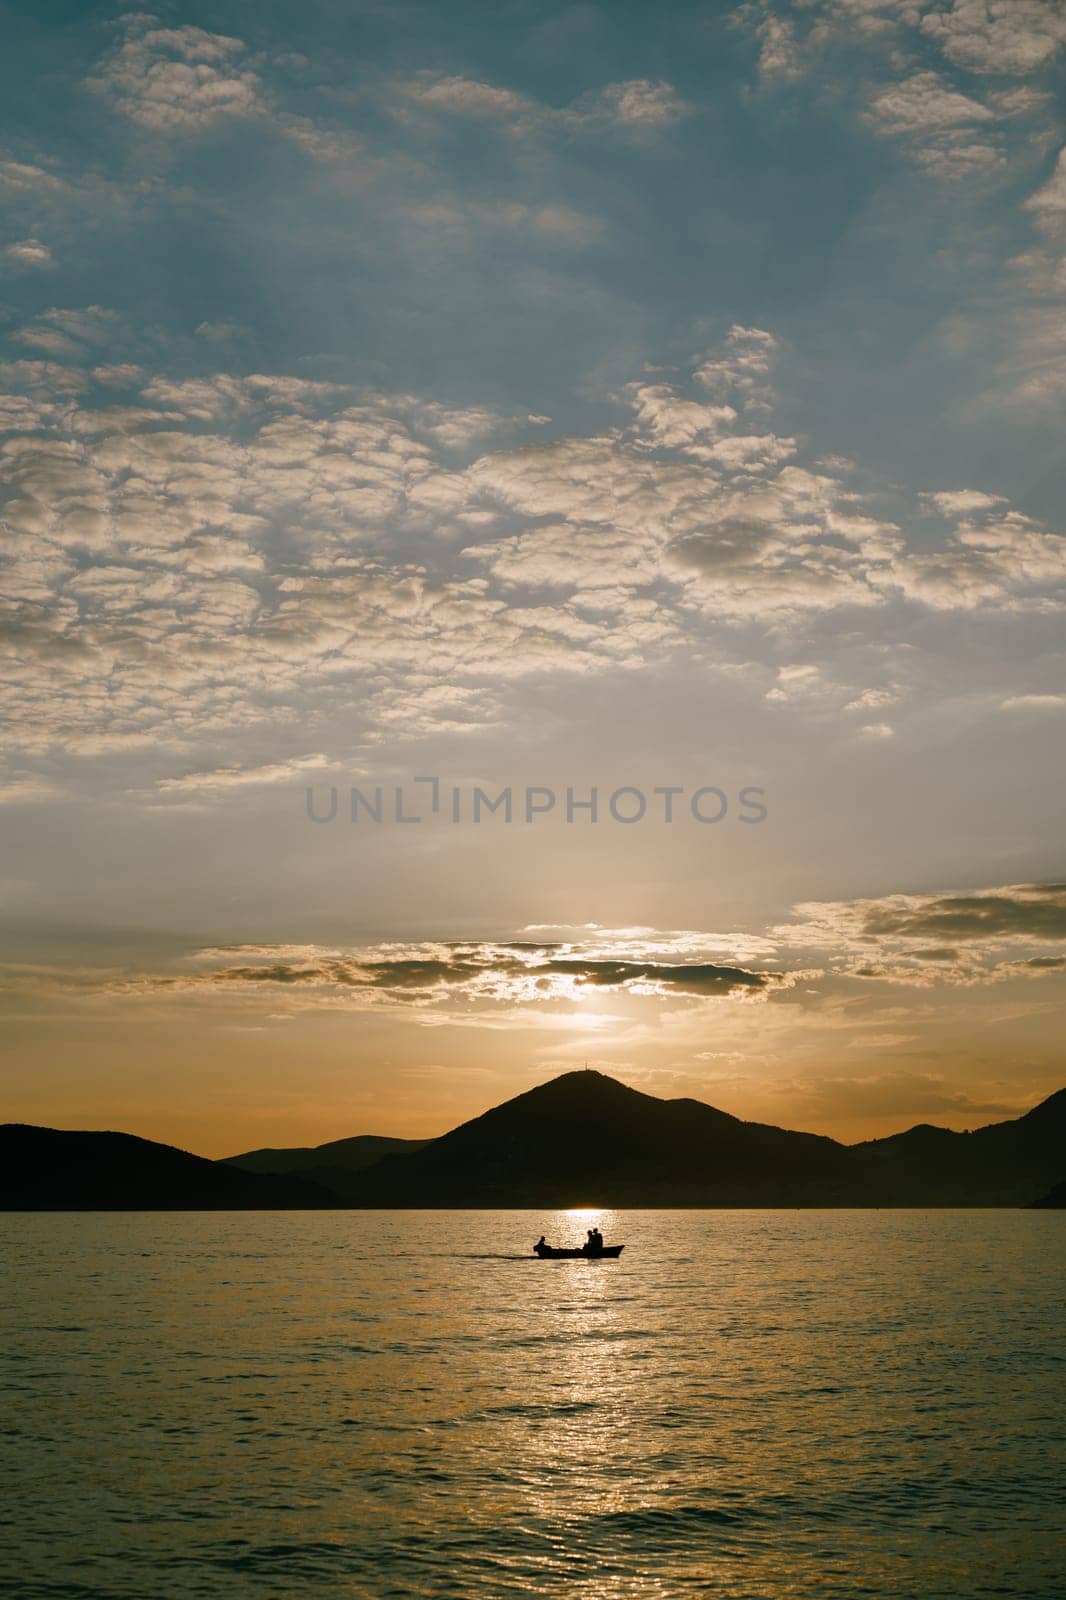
[1,1210,1063,1599]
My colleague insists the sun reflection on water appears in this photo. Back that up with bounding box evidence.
[520,1208,643,1526]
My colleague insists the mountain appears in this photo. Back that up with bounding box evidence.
[7,1074,1065,1209]
[314,1072,1066,1208]
[0,1124,334,1210]
[332,1070,869,1207]
[223,1133,432,1204]
[224,1132,429,1176]
[853,1088,1066,1205]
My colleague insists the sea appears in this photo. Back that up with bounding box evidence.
[1,1210,1063,1599]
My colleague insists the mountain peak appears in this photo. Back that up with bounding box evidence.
[525,1067,638,1093]
[499,1069,656,1116]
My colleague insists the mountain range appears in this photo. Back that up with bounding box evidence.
[3,1071,1064,1209]
[0,1124,332,1210]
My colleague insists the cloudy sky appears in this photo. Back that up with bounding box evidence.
[2,0,1064,1154]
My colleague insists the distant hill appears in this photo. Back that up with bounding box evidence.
[853,1088,1066,1206]
[0,1125,334,1210]
[223,1132,432,1205]
[1030,1179,1066,1208]
[6,1073,1065,1209]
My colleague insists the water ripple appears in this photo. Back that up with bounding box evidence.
[1,1209,1063,1600]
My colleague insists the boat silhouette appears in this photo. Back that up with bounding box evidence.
[533,1241,624,1259]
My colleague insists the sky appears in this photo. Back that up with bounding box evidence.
[1,0,1065,1156]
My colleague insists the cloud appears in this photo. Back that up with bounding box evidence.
[1000,693,1066,712]
[400,75,533,120]
[864,74,985,138]
[9,931,785,1015]
[742,0,1066,83]
[5,886,1064,1037]
[154,754,334,794]
[456,436,880,621]
[587,80,688,127]
[866,70,1005,178]
[920,0,1066,76]
[67,405,186,438]
[4,239,52,268]
[92,365,146,387]
[14,307,120,364]
[540,958,777,996]
[447,344,920,624]
[733,0,912,83]
[138,371,349,421]
[924,489,1005,515]
[0,770,62,805]
[3,329,1065,766]
[0,361,87,395]
[398,72,688,135]
[776,882,1066,985]
[517,922,782,964]
[1025,148,1066,226]
[844,687,899,712]
[736,6,1054,179]
[0,160,66,193]
[884,512,1066,608]
[985,249,1066,409]
[0,394,58,435]
[813,1,923,39]
[89,20,264,132]
[694,325,780,413]
[85,17,353,161]
[625,384,740,451]
[750,11,804,79]
[11,883,1064,1027]
[999,955,1066,978]
[857,884,1066,942]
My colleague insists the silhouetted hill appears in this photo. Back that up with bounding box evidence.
[9,1075,1064,1209]
[0,1125,334,1210]
[223,1133,429,1177]
[336,1070,868,1207]
[1029,1179,1066,1208]
[854,1088,1066,1205]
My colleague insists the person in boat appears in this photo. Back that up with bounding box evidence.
[534,1236,549,1257]
[585,1227,603,1254]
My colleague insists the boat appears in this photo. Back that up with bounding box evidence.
[533,1243,624,1259]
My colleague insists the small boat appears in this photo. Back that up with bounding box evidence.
[533,1243,624,1259]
